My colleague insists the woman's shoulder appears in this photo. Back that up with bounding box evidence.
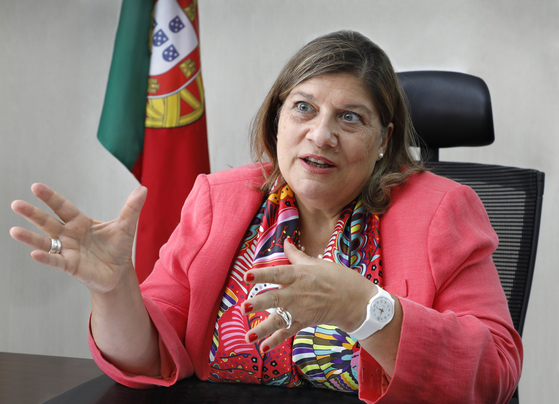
[385,170,494,241]
[402,170,463,194]
[205,163,271,188]
[389,170,477,213]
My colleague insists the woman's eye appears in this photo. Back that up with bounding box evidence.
[342,111,361,122]
[296,102,312,113]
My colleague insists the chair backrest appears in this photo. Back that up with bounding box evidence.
[398,71,495,162]
[397,71,545,404]
[396,71,545,337]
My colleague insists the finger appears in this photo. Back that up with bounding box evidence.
[10,226,53,252]
[241,267,303,316]
[30,250,67,272]
[283,239,315,265]
[30,183,81,224]
[11,227,68,272]
[9,227,67,271]
[244,264,298,286]
[117,186,147,238]
[11,199,65,236]
[245,312,304,352]
[261,325,304,354]
[241,286,287,316]
[244,240,316,285]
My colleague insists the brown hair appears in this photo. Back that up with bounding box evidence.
[250,30,424,215]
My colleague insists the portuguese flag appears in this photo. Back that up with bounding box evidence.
[97,0,210,283]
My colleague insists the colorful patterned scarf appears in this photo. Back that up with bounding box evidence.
[208,183,383,392]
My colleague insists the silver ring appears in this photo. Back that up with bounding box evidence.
[48,237,62,254]
[276,307,292,329]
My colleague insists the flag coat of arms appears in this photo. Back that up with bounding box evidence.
[98,0,210,283]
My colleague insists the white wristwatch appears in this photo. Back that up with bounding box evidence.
[348,286,395,340]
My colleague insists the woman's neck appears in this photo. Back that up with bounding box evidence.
[296,200,342,259]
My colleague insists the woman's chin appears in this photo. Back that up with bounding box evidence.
[291,181,344,210]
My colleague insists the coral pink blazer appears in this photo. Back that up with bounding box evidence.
[89,163,522,403]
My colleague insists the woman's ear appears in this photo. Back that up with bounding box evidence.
[381,122,394,153]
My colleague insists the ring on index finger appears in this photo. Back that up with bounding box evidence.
[48,237,62,254]
[276,307,292,329]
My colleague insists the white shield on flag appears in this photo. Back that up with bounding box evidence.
[145,0,204,128]
[149,0,198,78]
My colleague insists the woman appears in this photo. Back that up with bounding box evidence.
[10,31,522,403]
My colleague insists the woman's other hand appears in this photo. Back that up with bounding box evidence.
[241,239,376,349]
[10,183,146,294]
[242,239,402,376]
[10,183,160,376]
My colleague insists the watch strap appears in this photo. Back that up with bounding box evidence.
[348,286,394,340]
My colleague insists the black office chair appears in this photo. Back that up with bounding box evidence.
[397,71,545,404]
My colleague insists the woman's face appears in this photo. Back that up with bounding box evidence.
[276,73,392,213]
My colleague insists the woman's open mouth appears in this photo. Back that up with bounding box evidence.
[302,156,335,168]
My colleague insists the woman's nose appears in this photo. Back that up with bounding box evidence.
[307,115,338,148]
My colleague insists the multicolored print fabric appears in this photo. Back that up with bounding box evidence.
[208,183,383,392]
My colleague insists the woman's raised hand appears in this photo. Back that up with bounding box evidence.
[10,183,147,294]
[241,239,378,352]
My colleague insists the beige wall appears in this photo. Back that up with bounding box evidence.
[1,1,557,402]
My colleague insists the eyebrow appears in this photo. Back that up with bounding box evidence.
[342,103,374,116]
[288,91,374,116]
[289,91,318,103]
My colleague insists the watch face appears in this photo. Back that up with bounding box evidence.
[371,297,394,323]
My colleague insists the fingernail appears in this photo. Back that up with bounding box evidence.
[261,344,270,354]
[245,273,255,282]
[248,333,258,343]
[286,237,294,245]
[244,303,254,313]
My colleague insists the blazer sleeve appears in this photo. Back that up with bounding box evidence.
[358,185,523,403]
[88,174,213,388]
